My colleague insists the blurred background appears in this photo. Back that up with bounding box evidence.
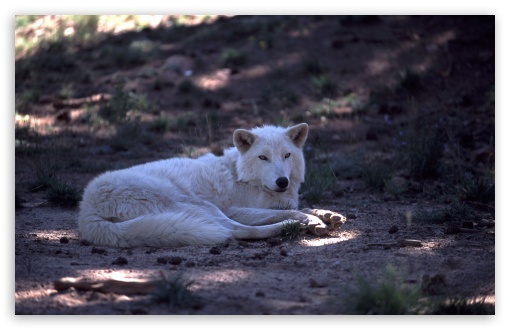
[15,15,494,215]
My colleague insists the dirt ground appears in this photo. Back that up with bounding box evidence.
[14,15,495,315]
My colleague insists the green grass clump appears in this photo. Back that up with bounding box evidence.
[311,74,338,97]
[150,273,201,308]
[45,181,81,208]
[280,221,305,241]
[360,160,393,193]
[456,174,495,205]
[98,84,150,123]
[346,265,423,315]
[300,143,337,204]
[410,202,479,225]
[221,48,246,69]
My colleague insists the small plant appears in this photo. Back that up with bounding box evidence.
[456,174,495,205]
[221,48,246,69]
[149,273,201,308]
[360,160,393,193]
[98,84,149,123]
[260,80,299,110]
[280,221,305,241]
[399,68,422,92]
[399,124,444,179]
[149,115,171,134]
[302,56,327,75]
[311,74,337,97]
[410,202,478,225]
[300,143,338,204]
[58,83,75,99]
[346,265,423,315]
[45,181,81,207]
[176,79,201,95]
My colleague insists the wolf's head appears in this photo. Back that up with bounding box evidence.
[233,123,308,195]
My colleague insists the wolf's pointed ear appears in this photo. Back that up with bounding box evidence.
[233,129,257,153]
[286,123,309,148]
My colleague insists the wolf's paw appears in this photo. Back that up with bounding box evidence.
[301,208,347,234]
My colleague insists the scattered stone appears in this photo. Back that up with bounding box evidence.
[167,256,183,265]
[309,277,328,288]
[156,257,168,265]
[279,249,288,257]
[60,237,69,244]
[388,225,399,234]
[445,225,460,235]
[397,239,423,247]
[112,257,128,266]
[267,237,282,246]
[209,246,221,255]
[255,290,265,298]
[91,247,107,255]
[185,261,196,268]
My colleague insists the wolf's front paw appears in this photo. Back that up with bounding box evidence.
[302,208,347,232]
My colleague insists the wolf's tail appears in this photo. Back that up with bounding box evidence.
[78,209,232,248]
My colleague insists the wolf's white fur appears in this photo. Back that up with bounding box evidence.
[78,123,321,247]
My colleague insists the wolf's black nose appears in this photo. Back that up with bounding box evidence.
[276,177,289,188]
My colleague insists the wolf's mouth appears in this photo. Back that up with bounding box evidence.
[265,185,287,193]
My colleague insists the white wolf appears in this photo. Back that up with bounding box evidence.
[78,123,345,247]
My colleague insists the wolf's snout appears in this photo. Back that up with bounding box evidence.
[276,177,289,189]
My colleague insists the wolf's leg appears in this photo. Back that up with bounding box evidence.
[226,207,312,226]
[301,208,347,230]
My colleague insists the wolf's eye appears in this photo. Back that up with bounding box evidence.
[284,153,291,159]
[259,155,268,161]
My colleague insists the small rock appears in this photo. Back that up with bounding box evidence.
[112,257,128,266]
[445,225,460,235]
[267,237,282,246]
[255,290,265,298]
[397,239,423,247]
[157,257,168,265]
[209,246,221,255]
[185,261,196,268]
[60,237,69,244]
[309,277,328,288]
[388,225,399,234]
[91,247,107,255]
[167,256,183,265]
[280,249,288,257]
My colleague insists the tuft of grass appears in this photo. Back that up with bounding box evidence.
[45,181,81,208]
[346,265,423,315]
[98,84,150,123]
[302,56,328,75]
[176,79,201,95]
[399,68,422,93]
[456,174,495,205]
[360,160,393,193]
[410,202,479,225]
[300,143,338,204]
[149,273,201,308]
[280,221,305,241]
[260,80,299,110]
[311,74,338,97]
[220,48,246,69]
[399,125,444,180]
